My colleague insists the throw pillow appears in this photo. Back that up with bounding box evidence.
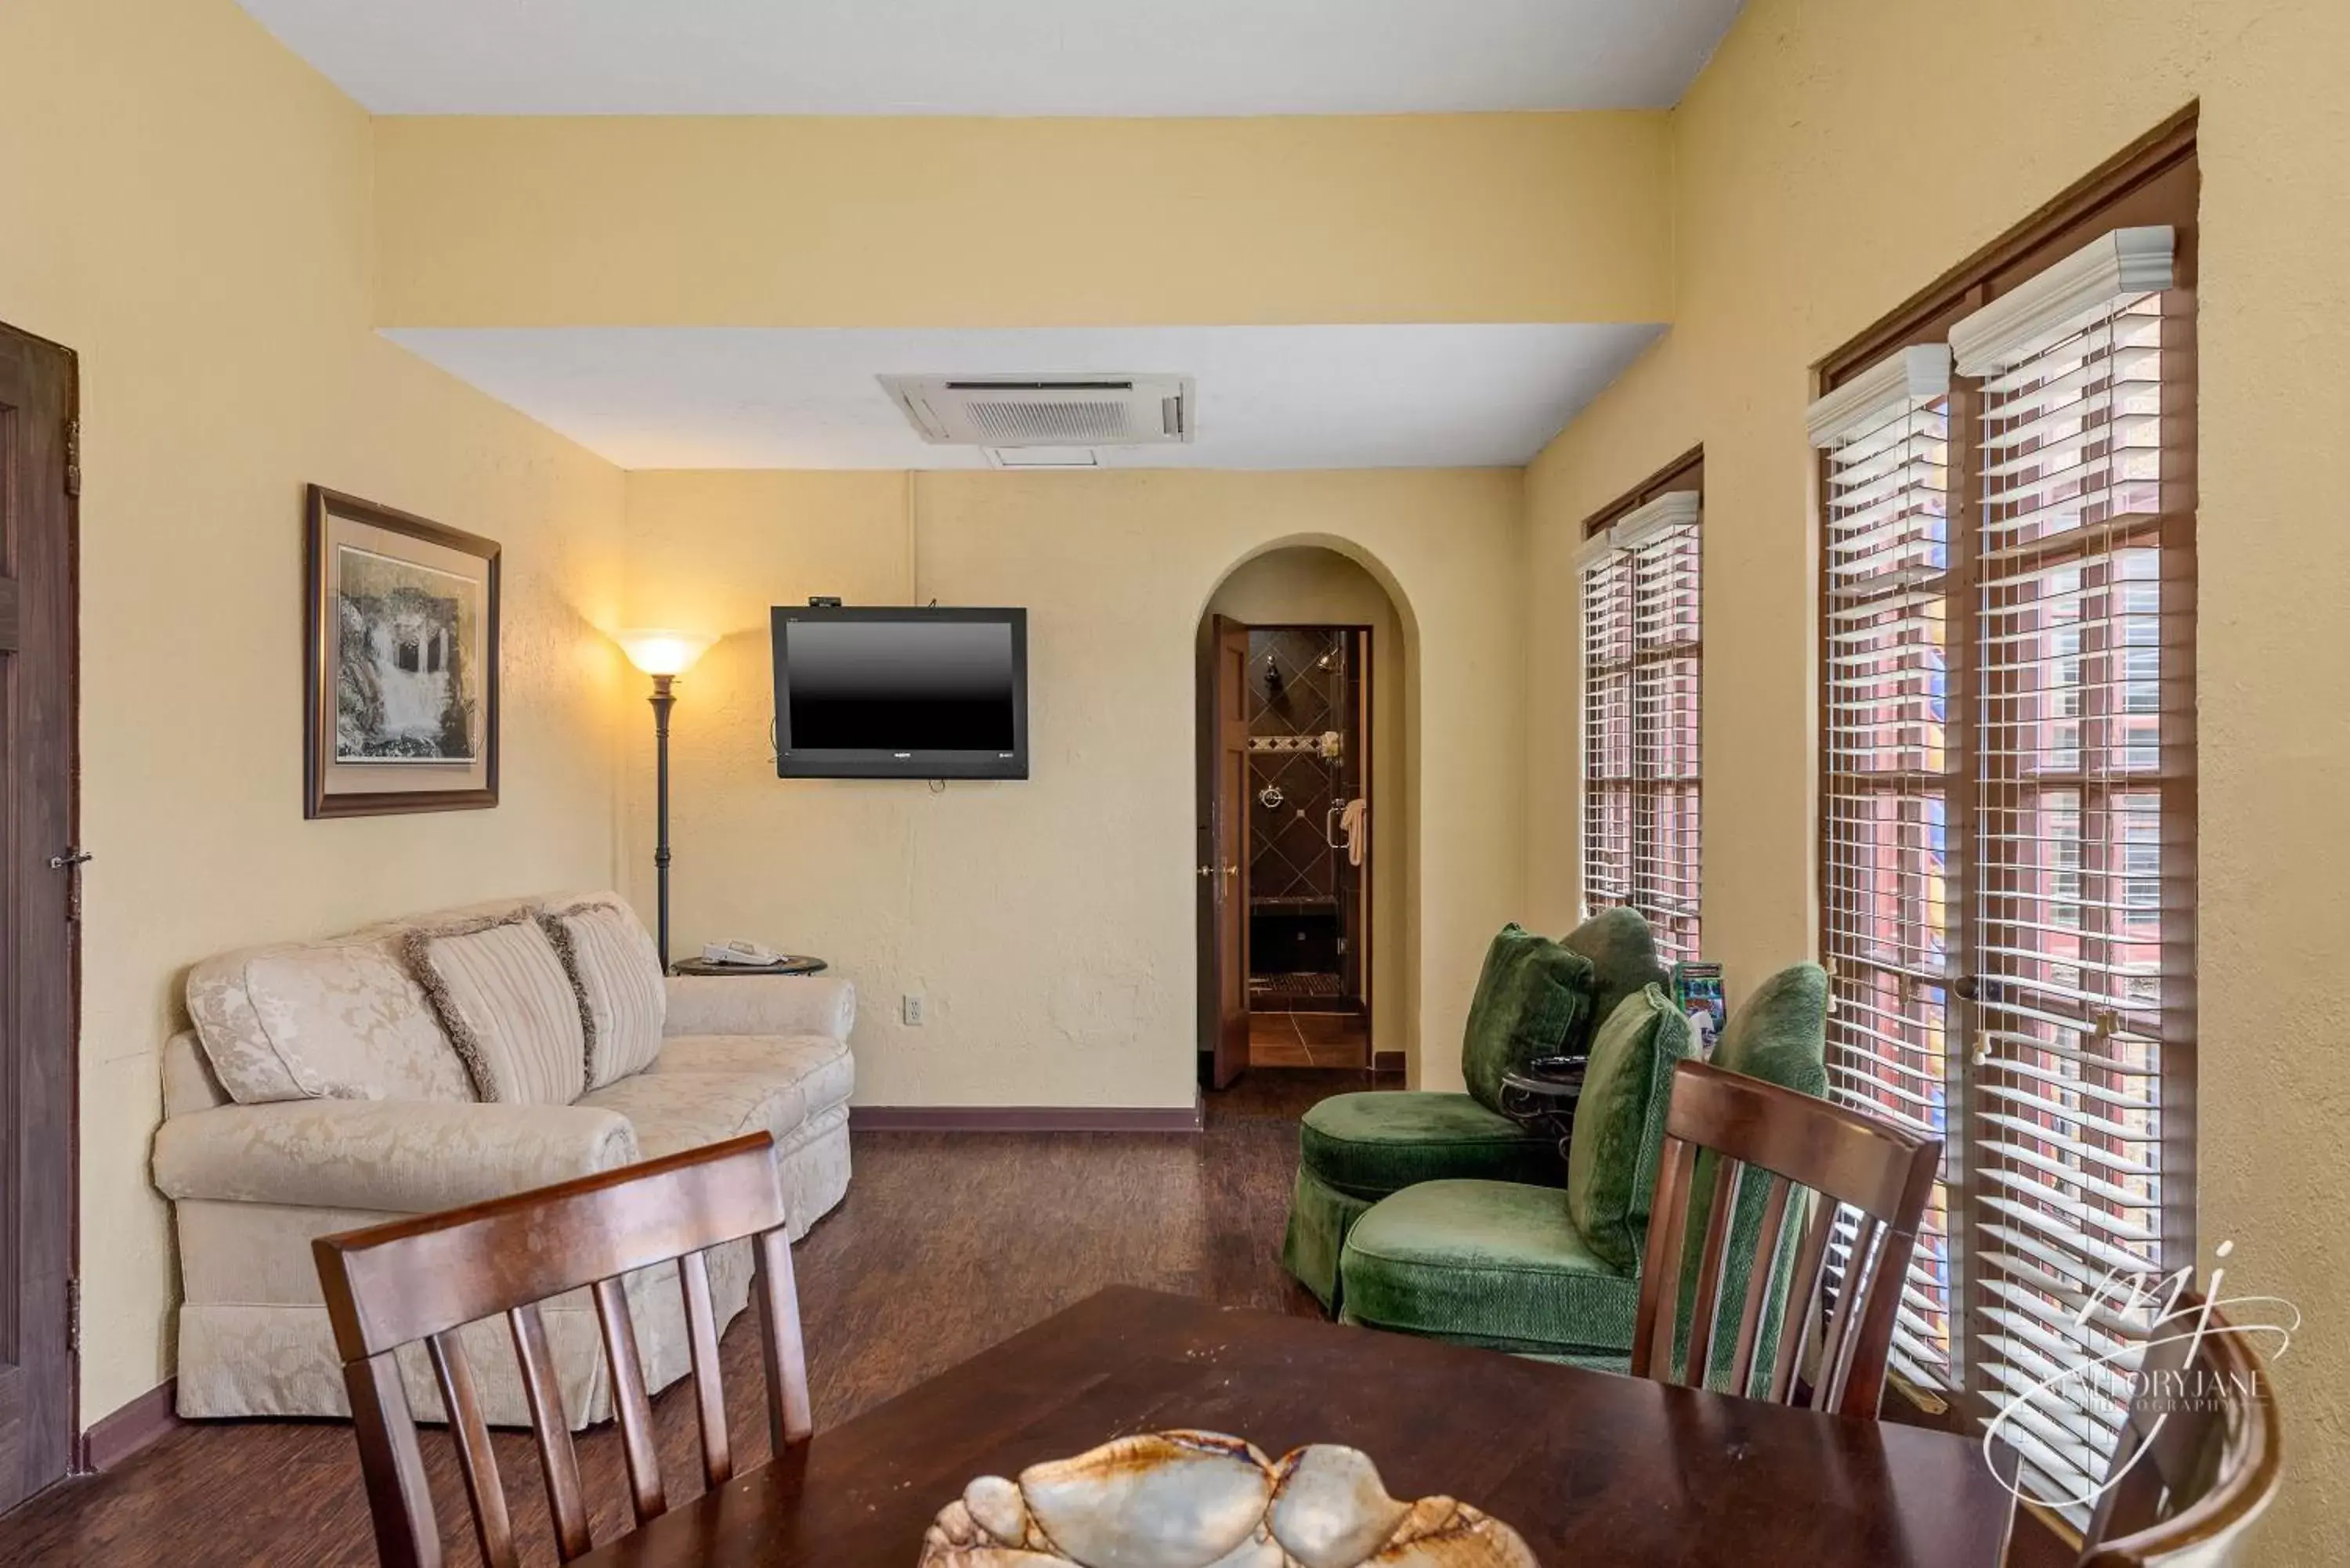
[1566,984,1697,1272]
[1560,907,1671,1057]
[539,897,667,1087]
[1459,923,1595,1112]
[403,910,591,1104]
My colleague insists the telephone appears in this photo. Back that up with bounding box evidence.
[701,938,785,966]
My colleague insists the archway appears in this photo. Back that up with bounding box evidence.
[1196,541,1420,1086]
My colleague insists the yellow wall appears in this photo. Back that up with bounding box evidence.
[1524,0,2350,1555]
[0,0,628,1422]
[1207,547,1412,1064]
[621,469,1525,1104]
[373,113,1671,328]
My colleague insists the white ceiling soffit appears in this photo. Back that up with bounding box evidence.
[234,1,1744,116]
[382,324,1666,471]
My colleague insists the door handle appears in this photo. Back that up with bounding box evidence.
[48,848,92,870]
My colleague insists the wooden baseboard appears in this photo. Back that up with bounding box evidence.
[1372,1050,1406,1073]
[80,1378,179,1473]
[851,1102,1203,1133]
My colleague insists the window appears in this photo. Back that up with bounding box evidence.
[1813,124,2196,1526]
[1580,452,1703,963]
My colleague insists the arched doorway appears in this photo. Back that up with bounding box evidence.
[1197,544,1415,1087]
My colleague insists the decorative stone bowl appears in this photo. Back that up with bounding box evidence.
[918,1429,1535,1567]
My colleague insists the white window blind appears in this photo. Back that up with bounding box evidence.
[1810,344,1959,1392]
[1953,224,2187,1519]
[1582,492,1702,963]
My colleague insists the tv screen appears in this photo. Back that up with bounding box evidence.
[772,607,1029,779]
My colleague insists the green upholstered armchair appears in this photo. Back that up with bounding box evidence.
[1279,910,1668,1312]
[1332,963,1831,1381]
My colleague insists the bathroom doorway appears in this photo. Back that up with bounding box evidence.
[1240,624,1372,1068]
[1199,543,1407,1087]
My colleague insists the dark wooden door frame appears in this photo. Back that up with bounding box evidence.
[1196,615,1250,1089]
[0,320,81,1515]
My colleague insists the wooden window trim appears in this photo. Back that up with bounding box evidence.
[1580,445,1705,537]
[1581,447,1705,958]
[1812,110,2200,1476]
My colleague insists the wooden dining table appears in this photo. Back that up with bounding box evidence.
[580,1284,2018,1566]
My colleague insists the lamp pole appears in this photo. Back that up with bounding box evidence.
[649,673,676,970]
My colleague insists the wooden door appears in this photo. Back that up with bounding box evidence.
[0,323,78,1513]
[1196,616,1249,1089]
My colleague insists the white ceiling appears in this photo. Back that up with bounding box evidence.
[237,1,1742,116]
[385,324,1665,471]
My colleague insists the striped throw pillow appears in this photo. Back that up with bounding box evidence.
[540,898,667,1087]
[404,912,591,1104]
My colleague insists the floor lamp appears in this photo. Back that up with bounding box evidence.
[616,629,718,970]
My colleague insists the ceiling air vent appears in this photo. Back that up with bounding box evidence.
[880,374,1195,450]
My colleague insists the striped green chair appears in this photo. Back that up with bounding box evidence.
[1334,963,1831,1380]
[1279,910,1668,1313]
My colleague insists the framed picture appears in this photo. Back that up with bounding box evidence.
[304,486,500,818]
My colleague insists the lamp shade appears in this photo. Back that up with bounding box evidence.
[615,628,717,677]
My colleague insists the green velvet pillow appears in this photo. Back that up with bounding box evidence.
[1459,924,1595,1113]
[1560,908,1671,1057]
[1566,985,1696,1272]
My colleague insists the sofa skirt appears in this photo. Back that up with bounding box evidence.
[175,1107,851,1427]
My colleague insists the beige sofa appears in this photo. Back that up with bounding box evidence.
[150,891,853,1429]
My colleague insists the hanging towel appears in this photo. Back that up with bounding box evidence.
[1339,797,1368,868]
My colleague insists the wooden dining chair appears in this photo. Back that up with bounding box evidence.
[312,1132,812,1568]
[2076,1292,2283,1566]
[1631,1058,1940,1417]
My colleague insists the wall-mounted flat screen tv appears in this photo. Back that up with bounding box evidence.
[772,605,1029,779]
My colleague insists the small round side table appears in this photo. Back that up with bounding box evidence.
[1498,1062,1589,1162]
[669,954,829,977]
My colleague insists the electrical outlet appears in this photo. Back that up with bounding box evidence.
[902,992,927,1027]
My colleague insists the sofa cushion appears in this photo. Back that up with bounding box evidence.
[540,895,666,1087]
[1338,1178,1640,1356]
[1567,985,1697,1273]
[405,912,591,1105]
[1299,1091,1559,1202]
[1460,925,1594,1111]
[186,934,473,1104]
[1560,908,1671,1057]
[578,1069,814,1161]
[649,1034,855,1119]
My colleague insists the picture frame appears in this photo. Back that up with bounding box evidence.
[304,485,501,819]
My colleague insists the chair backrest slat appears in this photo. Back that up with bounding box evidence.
[592,1271,670,1525]
[1680,1156,1741,1386]
[2077,1295,2283,1567]
[1769,1197,1838,1404]
[1814,1212,1882,1411]
[343,1352,441,1568]
[426,1331,517,1568]
[1631,1136,1699,1380]
[679,1248,733,1487]
[1728,1171,1795,1389]
[313,1133,814,1567]
[506,1302,594,1561]
[1630,1060,1941,1418]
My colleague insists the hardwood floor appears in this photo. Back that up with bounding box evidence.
[1246,1010,1369,1069]
[0,1071,1365,1566]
